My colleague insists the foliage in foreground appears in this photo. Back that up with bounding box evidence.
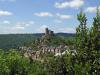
[0,49,100,75]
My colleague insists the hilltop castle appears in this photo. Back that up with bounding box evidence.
[44,28,54,36]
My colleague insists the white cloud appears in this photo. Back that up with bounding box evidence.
[3,20,10,24]
[85,6,100,13]
[0,10,13,16]
[34,12,53,17]
[0,21,34,34]
[57,28,76,33]
[9,0,16,2]
[55,0,84,9]
[12,21,34,30]
[56,13,72,19]
[13,26,25,30]
[36,25,48,33]
[0,0,16,2]
[12,23,25,30]
[54,19,62,23]
[34,12,72,20]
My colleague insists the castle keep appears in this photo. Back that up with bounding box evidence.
[45,28,54,36]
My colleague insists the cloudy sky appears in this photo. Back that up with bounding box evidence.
[0,0,100,34]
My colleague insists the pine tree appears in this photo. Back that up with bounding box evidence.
[76,10,88,50]
[91,7,100,51]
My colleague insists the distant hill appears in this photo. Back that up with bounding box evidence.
[0,33,75,50]
[56,33,75,37]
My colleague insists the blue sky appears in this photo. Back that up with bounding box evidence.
[0,0,100,34]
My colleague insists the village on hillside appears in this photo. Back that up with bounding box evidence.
[19,28,77,61]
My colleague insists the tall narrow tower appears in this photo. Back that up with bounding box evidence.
[45,28,49,35]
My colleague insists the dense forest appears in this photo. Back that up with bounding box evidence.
[0,33,75,50]
[0,8,100,75]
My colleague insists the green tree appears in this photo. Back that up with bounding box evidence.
[76,10,88,51]
[91,7,100,51]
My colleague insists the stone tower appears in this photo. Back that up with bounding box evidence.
[45,28,49,35]
[49,30,54,36]
[44,28,54,36]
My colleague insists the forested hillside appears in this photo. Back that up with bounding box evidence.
[0,34,40,50]
[0,33,75,50]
